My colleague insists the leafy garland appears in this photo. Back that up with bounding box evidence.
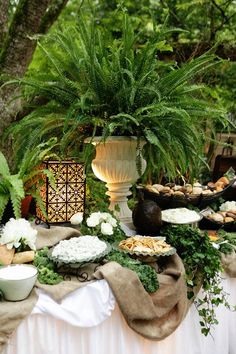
[106,250,159,293]
[33,247,63,285]
[217,230,236,254]
[161,225,235,336]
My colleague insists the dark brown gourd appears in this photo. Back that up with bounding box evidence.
[132,196,162,235]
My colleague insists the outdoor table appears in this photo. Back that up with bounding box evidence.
[2,273,236,354]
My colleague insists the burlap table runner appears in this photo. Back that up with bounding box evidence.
[94,254,189,340]
[35,225,81,250]
[0,289,38,353]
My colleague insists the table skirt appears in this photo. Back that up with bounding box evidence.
[3,276,236,354]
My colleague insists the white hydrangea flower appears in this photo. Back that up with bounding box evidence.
[100,212,118,227]
[0,218,37,250]
[100,212,112,221]
[107,216,117,227]
[101,222,113,235]
[92,212,103,220]
[70,212,84,225]
[86,213,101,227]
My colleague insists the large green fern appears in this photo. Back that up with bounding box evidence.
[4,12,232,180]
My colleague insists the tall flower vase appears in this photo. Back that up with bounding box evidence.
[85,136,147,224]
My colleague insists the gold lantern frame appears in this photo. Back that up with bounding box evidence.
[36,160,86,224]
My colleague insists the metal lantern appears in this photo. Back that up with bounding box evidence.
[36,160,86,223]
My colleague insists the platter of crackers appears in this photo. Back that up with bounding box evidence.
[118,235,176,261]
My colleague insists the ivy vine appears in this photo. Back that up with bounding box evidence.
[161,225,235,336]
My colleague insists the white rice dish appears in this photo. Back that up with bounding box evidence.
[161,208,201,224]
[0,265,37,280]
[51,236,107,263]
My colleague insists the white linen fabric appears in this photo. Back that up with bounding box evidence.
[32,279,115,327]
[3,276,236,354]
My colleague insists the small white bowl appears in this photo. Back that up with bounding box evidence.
[0,264,38,301]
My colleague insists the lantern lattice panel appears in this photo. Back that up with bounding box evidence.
[36,161,85,223]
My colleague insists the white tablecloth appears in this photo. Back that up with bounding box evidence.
[3,275,236,354]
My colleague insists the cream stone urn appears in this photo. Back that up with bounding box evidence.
[85,136,147,223]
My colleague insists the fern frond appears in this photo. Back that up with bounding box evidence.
[0,195,9,222]
[0,152,10,177]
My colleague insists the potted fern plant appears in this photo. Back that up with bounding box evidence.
[0,138,57,223]
[4,12,230,220]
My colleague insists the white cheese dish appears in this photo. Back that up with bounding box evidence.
[50,235,110,264]
[161,208,201,224]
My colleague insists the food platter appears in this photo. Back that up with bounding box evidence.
[49,235,112,267]
[161,208,202,225]
[139,177,236,209]
[199,207,236,232]
[117,235,176,262]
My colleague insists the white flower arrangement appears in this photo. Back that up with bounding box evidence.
[0,218,37,250]
[70,211,118,237]
[87,212,118,235]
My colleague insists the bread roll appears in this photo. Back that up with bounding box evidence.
[216,176,229,186]
[159,186,171,193]
[192,187,203,195]
[12,251,35,264]
[209,213,224,223]
[215,186,223,192]
[0,245,15,265]
[224,217,234,223]
[152,184,164,192]
[215,181,225,189]
[174,191,185,196]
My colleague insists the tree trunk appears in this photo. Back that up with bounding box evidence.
[0,0,69,151]
[39,0,69,33]
[0,0,9,47]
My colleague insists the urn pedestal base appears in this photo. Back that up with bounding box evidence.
[86,136,146,224]
[106,182,132,223]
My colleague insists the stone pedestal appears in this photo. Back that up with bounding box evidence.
[85,136,146,223]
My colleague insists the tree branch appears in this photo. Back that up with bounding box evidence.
[39,0,69,34]
[211,0,228,19]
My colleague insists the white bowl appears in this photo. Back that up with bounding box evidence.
[0,264,38,301]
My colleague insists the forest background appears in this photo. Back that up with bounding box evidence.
[0,0,235,161]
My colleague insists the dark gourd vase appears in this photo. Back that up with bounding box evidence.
[132,192,162,236]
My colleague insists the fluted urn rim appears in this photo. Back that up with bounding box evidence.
[84,136,146,146]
